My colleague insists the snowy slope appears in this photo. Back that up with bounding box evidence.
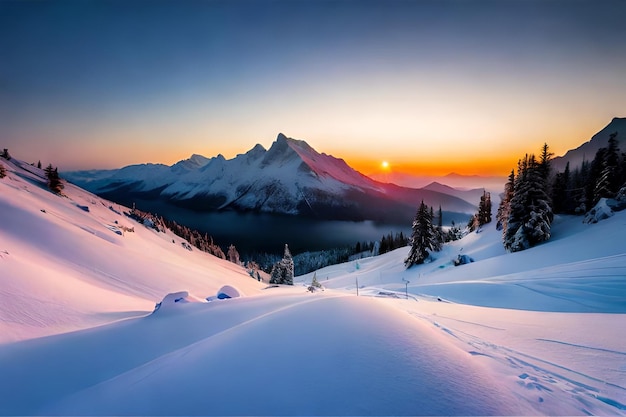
[1,291,532,416]
[1,156,625,415]
[0,157,264,342]
[296,211,626,415]
[65,133,477,222]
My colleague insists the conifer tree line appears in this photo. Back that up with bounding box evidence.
[379,231,408,255]
[494,134,626,253]
[127,206,228,259]
[550,132,626,214]
[404,201,470,268]
[497,144,554,252]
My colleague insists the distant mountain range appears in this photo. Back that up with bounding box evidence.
[370,172,506,193]
[552,117,626,173]
[65,133,477,223]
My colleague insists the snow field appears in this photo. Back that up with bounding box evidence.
[1,155,625,415]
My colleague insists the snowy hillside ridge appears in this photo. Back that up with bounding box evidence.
[0,156,265,342]
[64,133,477,222]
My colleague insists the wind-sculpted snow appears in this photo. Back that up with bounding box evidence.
[0,293,527,416]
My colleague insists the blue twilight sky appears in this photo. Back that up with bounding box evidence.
[1,0,625,175]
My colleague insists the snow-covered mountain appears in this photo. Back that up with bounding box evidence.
[2,154,625,415]
[65,133,476,222]
[552,117,626,172]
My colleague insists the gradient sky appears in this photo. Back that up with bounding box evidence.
[1,0,625,176]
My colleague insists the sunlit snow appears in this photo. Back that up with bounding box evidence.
[0,156,624,415]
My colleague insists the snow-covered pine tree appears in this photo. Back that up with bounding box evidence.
[405,201,438,268]
[308,272,323,292]
[504,154,553,252]
[269,244,294,285]
[496,169,515,232]
[587,147,607,208]
[282,244,294,285]
[505,156,531,251]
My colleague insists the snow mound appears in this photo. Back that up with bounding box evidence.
[216,285,242,299]
[584,198,614,223]
[153,291,205,313]
[584,190,626,224]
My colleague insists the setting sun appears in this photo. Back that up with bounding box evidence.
[381,160,390,170]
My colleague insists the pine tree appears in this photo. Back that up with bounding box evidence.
[309,272,322,291]
[269,244,294,285]
[594,133,621,201]
[379,235,388,254]
[477,190,492,227]
[0,163,6,179]
[37,160,42,169]
[44,164,64,194]
[538,143,554,184]
[587,147,607,207]
[551,161,571,213]
[282,244,294,285]
[227,244,240,264]
[572,160,590,213]
[435,205,444,245]
[496,169,515,232]
[405,201,438,268]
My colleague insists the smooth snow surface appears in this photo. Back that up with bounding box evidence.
[1,156,625,415]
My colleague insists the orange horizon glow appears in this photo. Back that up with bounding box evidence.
[47,128,587,178]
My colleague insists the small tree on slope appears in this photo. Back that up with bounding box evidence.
[477,190,492,227]
[44,164,64,194]
[269,244,294,285]
[227,244,240,264]
[496,169,515,232]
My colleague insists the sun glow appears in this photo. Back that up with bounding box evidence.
[381,160,390,170]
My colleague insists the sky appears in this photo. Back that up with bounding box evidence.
[1,0,626,176]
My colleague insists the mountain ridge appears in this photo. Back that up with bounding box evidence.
[65,134,478,223]
[552,117,626,172]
